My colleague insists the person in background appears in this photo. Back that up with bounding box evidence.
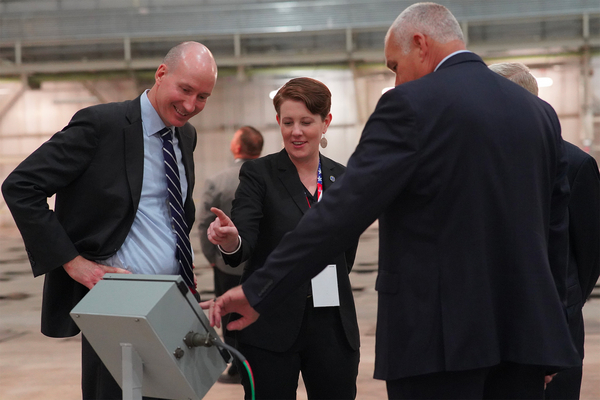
[489,61,600,400]
[198,125,263,384]
[204,77,360,399]
[2,41,217,400]
[208,3,581,399]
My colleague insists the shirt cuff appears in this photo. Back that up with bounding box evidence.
[218,235,242,255]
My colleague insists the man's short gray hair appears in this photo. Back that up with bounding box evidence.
[386,2,464,54]
[489,62,539,96]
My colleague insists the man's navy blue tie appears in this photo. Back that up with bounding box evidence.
[159,127,199,300]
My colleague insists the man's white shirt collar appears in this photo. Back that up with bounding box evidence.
[435,50,472,72]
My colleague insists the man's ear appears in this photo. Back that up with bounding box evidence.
[155,64,167,84]
[234,143,242,155]
[413,33,429,61]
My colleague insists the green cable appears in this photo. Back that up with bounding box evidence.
[243,360,256,400]
[214,339,256,400]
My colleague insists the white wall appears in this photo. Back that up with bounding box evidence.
[532,65,582,145]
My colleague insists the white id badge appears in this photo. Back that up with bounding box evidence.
[311,264,340,307]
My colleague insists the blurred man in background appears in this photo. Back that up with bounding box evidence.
[198,125,263,383]
[490,61,600,400]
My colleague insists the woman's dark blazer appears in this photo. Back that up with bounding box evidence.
[222,149,359,352]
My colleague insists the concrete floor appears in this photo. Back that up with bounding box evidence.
[0,224,598,400]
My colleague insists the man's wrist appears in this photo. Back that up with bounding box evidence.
[218,235,242,255]
[63,255,81,269]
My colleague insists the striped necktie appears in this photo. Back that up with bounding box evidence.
[159,127,198,300]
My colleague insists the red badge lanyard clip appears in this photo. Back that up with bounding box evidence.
[306,158,323,209]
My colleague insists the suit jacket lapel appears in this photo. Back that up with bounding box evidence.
[320,155,340,192]
[123,96,144,211]
[277,150,310,215]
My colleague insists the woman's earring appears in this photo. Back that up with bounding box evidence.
[320,135,328,148]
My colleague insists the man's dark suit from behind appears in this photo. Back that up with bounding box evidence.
[545,141,600,399]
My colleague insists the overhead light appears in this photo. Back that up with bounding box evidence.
[269,89,279,99]
[536,77,553,88]
[382,87,394,94]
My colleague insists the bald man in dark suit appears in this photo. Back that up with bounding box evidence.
[2,42,217,399]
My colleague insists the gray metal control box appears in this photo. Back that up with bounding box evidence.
[70,274,227,400]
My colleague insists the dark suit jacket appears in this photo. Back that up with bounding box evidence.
[563,141,600,358]
[239,53,580,380]
[222,149,359,352]
[1,95,197,338]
